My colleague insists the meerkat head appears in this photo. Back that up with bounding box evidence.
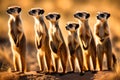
[28,8,44,18]
[45,13,60,23]
[65,22,79,32]
[74,11,90,22]
[7,6,21,17]
[96,12,110,22]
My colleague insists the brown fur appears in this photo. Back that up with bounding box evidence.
[94,12,116,71]
[46,13,68,74]
[7,6,26,72]
[28,8,54,73]
[66,22,84,74]
[74,11,97,71]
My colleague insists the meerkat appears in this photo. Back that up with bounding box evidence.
[74,11,97,72]
[28,8,54,73]
[6,6,26,73]
[46,13,68,74]
[65,22,84,75]
[94,12,116,71]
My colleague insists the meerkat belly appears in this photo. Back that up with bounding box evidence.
[42,36,50,50]
[52,35,59,49]
[69,36,76,54]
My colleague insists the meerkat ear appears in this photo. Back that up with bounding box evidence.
[75,24,79,29]
[86,13,90,18]
[18,8,21,13]
[56,14,60,20]
[107,13,110,19]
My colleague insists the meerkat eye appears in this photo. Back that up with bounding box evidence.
[100,14,105,18]
[38,9,44,14]
[32,10,36,14]
[56,15,60,20]
[49,14,54,18]
[40,10,44,14]
[69,24,73,28]
[78,13,83,17]
[10,8,15,12]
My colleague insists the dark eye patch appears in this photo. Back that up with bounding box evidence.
[86,13,90,18]
[10,8,15,12]
[69,24,73,28]
[32,10,36,14]
[49,14,54,18]
[100,14,105,18]
[78,13,83,17]
[75,24,79,29]
[56,14,60,20]
[18,8,21,13]
[38,9,44,14]
[106,13,110,19]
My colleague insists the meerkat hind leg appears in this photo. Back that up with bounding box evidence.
[40,54,44,72]
[76,52,84,75]
[20,55,26,73]
[14,53,20,72]
[37,52,42,71]
[45,52,55,73]
[70,54,76,73]
[55,57,59,73]
[37,51,44,72]
[60,54,68,74]
[106,50,112,71]
[90,50,97,73]
[86,54,91,71]
[97,45,104,71]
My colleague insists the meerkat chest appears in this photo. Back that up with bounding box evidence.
[51,27,58,39]
[35,24,44,37]
[52,27,57,35]
[69,35,74,44]
[69,34,78,46]
[80,27,89,38]
[98,25,105,37]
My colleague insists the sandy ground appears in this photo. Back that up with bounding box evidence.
[0,70,114,80]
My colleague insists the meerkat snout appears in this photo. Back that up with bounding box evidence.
[28,8,44,16]
[7,6,21,15]
[97,12,110,21]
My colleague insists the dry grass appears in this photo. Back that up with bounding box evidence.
[0,47,13,72]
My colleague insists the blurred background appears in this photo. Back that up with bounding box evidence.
[0,0,120,71]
